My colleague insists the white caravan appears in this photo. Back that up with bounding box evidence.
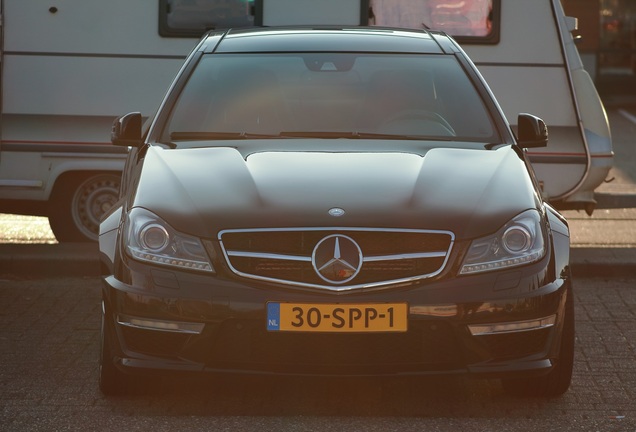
[0,0,612,241]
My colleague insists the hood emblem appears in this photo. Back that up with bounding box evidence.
[328,207,345,217]
[312,235,363,284]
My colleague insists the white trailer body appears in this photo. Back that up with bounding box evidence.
[0,0,197,241]
[0,0,614,242]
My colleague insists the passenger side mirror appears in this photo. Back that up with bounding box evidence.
[517,113,548,148]
[111,112,143,147]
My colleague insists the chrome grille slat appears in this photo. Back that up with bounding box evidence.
[227,251,312,262]
[363,251,447,262]
[219,228,454,292]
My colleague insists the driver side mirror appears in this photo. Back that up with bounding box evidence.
[111,112,143,147]
[517,113,548,148]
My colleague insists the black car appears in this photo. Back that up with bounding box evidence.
[100,27,574,397]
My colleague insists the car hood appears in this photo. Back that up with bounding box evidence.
[132,144,540,240]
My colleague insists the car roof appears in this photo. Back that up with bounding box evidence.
[202,27,456,55]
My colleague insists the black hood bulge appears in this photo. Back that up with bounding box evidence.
[132,144,539,240]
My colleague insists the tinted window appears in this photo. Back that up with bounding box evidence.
[159,0,499,43]
[159,0,255,37]
[162,53,498,144]
[370,0,500,43]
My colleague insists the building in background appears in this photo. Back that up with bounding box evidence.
[563,0,636,91]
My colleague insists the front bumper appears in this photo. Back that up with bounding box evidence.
[102,252,571,379]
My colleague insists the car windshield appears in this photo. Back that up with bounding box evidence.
[160,53,499,146]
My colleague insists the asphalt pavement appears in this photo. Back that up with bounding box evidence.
[1,276,634,431]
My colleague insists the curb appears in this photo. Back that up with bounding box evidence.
[1,244,635,279]
[0,243,100,278]
[569,247,636,279]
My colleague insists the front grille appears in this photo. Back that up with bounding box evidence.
[219,228,454,291]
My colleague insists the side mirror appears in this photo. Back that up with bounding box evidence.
[111,112,143,147]
[517,113,548,148]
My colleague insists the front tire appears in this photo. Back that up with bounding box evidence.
[99,304,129,396]
[501,283,575,397]
[49,172,120,242]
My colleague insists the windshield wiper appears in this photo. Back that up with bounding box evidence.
[169,131,456,142]
[280,131,453,140]
[170,131,283,141]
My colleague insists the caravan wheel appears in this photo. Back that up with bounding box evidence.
[49,172,120,242]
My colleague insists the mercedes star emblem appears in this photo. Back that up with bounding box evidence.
[328,207,345,217]
[311,234,363,284]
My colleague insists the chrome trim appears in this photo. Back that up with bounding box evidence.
[226,250,447,262]
[221,272,441,292]
[468,315,556,336]
[548,0,591,201]
[117,314,205,334]
[218,226,456,237]
[363,251,447,262]
[217,226,455,236]
[218,227,455,292]
[42,152,127,160]
[328,207,345,217]
[312,234,363,284]
[227,250,312,262]
[0,179,43,188]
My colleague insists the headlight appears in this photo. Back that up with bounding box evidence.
[460,209,546,275]
[124,208,214,272]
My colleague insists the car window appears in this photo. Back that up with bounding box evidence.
[161,53,498,145]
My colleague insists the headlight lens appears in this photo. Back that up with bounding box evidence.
[124,208,214,272]
[139,224,170,252]
[460,209,546,275]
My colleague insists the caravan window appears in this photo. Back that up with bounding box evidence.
[159,0,255,37]
[370,0,500,43]
[159,0,500,43]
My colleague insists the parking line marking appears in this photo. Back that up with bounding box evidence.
[618,109,636,126]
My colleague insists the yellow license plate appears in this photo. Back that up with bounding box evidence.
[267,302,408,333]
